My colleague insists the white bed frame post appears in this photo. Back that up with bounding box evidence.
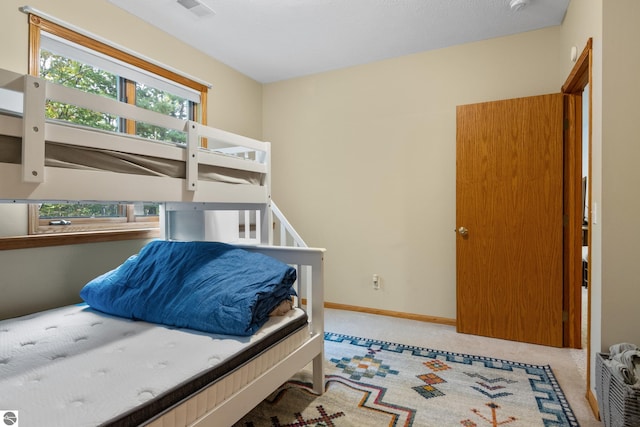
[309,247,325,395]
[22,74,46,183]
[159,203,168,240]
[261,142,273,245]
[185,120,199,192]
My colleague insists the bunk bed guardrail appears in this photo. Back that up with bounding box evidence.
[0,68,271,204]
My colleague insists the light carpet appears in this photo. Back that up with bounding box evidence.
[236,332,579,427]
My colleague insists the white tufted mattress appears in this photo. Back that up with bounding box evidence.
[0,304,308,427]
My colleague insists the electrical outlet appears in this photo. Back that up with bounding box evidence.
[372,274,380,290]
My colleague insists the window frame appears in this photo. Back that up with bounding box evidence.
[0,13,210,249]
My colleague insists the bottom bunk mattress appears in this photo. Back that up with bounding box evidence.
[0,304,308,427]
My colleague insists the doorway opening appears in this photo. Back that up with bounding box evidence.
[561,38,592,401]
[581,83,590,350]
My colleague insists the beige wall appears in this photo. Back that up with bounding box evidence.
[600,1,640,351]
[264,28,562,319]
[0,0,263,319]
[0,241,150,319]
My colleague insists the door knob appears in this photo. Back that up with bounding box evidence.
[457,226,469,237]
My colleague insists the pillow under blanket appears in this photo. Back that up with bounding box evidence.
[80,240,297,336]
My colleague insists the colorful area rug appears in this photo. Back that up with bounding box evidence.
[236,332,579,427]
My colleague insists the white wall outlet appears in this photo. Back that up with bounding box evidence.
[372,274,380,290]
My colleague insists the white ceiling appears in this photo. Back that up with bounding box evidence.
[108,0,570,84]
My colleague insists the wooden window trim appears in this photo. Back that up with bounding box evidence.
[27,14,209,117]
[124,79,137,134]
[0,229,160,251]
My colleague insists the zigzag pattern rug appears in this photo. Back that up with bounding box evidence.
[235,332,579,427]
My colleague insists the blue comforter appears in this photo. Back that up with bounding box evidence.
[80,240,297,336]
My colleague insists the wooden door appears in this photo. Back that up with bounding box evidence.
[456,94,564,347]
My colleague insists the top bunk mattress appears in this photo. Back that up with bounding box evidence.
[0,132,264,187]
[0,304,308,426]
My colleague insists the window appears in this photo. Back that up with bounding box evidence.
[29,203,159,235]
[38,33,198,142]
[20,13,210,243]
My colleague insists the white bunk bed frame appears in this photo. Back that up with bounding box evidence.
[0,67,325,426]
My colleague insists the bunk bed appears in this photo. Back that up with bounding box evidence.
[0,67,325,427]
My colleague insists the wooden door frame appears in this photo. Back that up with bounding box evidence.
[563,92,583,348]
[561,38,593,407]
